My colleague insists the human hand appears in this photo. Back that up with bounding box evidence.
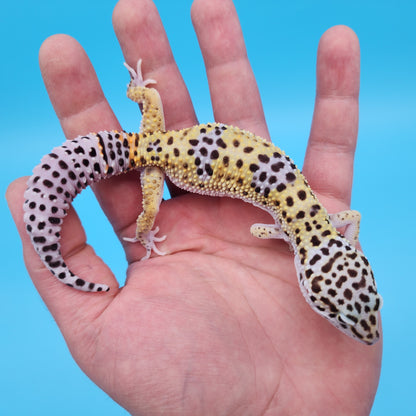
[6,0,382,414]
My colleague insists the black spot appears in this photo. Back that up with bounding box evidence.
[329,238,343,248]
[41,179,54,190]
[49,153,59,159]
[311,235,321,246]
[328,289,337,297]
[258,154,270,163]
[276,183,286,192]
[205,164,214,176]
[286,196,294,206]
[167,136,174,145]
[174,148,180,157]
[297,190,307,200]
[321,230,331,237]
[233,139,240,147]
[361,256,369,266]
[268,176,277,184]
[210,150,219,159]
[189,139,199,146]
[335,275,347,288]
[216,138,227,149]
[203,136,213,145]
[33,236,46,243]
[42,164,51,170]
[347,269,358,277]
[249,164,260,172]
[264,188,270,198]
[74,146,85,154]
[59,160,68,169]
[310,254,321,265]
[223,156,230,167]
[359,293,370,303]
[259,172,267,182]
[236,159,243,168]
[343,288,353,300]
[42,243,58,252]
[311,275,324,293]
[187,149,195,156]
[243,146,254,153]
[305,269,313,278]
[360,320,370,331]
[271,162,285,172]
[296,211,305,219]
[286,172,296,182]
[49,217,61,225]
[75,279,85,287]
[200,147,208,156]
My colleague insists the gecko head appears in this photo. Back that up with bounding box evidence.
[295,236,382,345]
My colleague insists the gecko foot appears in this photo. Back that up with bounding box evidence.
[124,226,167,260]
[124,59,157,88]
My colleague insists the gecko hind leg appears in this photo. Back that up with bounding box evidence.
[123,166,167,260]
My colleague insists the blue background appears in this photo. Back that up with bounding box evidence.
[1,0,414,414]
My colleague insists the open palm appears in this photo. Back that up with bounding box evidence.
[7,0,382,414]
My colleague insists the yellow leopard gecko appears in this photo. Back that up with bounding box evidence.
[23,60,382,344]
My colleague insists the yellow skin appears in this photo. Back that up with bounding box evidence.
[6,0,382,415]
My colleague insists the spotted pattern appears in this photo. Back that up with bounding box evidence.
[23,62,382,344]
[23,132,133,292]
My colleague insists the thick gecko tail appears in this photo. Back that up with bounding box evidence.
[23,131,136,292]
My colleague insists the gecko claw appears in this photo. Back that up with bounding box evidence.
[124,59,157,88]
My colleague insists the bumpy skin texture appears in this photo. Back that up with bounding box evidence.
[24,61,382,344]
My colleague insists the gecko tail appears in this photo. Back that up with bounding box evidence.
[23,131,136,292]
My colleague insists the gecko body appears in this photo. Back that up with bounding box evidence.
[24,61,382,344]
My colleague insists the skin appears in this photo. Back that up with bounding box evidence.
[6,0,382,414]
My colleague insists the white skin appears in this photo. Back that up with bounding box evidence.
[6,0,382,414]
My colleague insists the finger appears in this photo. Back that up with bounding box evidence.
[303,25,360,211]
[6,178,116,326]
[191,0,269,140]
[39,35,141,239]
